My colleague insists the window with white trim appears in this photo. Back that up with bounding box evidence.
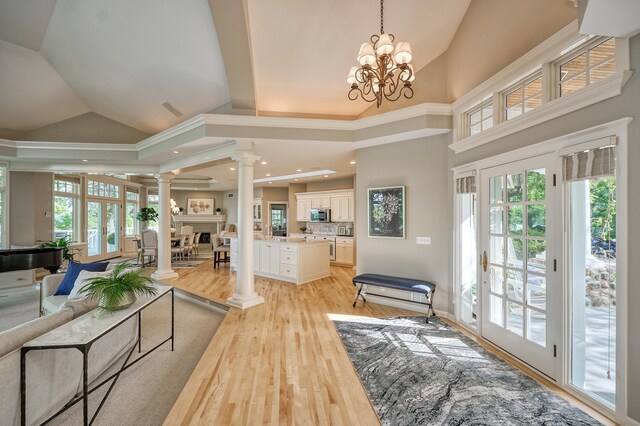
[125,189,139,236]
[466,100,493,137]
[54,177,81,241]
[147,193,159,231]
[557,37,616,97]
[503,72,542,121]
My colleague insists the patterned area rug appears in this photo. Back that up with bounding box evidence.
[333,316,600,426]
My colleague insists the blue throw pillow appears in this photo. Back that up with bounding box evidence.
[54,262,109,296]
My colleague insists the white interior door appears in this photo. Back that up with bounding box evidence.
[480,153,560,379]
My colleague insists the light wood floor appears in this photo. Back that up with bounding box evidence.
[158,261,614,425]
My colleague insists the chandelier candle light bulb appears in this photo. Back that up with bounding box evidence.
[347,0,415,107]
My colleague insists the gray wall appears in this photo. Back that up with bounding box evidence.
[305,176,354,192]
[450,32,640,424]
[355,135,452,313]
[10,172,54,245]
[169,189,224,234]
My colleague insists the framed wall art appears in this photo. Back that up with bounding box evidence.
[187,198,214,215]
[367,186,405,238]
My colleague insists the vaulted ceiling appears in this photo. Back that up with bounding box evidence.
[0,0,471,140]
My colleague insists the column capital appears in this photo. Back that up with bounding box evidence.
[232,151,261,165]
[154,172,175,182]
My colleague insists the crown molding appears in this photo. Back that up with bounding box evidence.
[15,141,138,151]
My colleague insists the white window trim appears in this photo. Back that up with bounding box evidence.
[451,20,632,154]
[500,71,543,122]
[125,189,140,237]
[53,178,81,241]
[464,98,494,138]
[0,163,8,249]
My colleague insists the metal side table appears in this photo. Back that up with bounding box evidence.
[21,284,174,426]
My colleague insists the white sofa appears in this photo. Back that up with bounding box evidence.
[0,269,139,425]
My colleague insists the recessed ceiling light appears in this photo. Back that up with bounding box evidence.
[173,150,179,154]
[268,181,273,184]
[296,168,302,172]
[266,173,271,177]
[324,175,329,178]
[294,178,299,181]
[230,167,236,171]
[350,161,356,165]
[261,161,267,165]
[254,169,336,183]
[82,159,88,162]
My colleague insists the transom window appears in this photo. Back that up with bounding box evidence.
[88,180,120,198]
[504,73,542,120]
[558,37,615,97]
[467,100,493,137]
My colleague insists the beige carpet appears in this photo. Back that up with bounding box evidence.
[49,293,225,426]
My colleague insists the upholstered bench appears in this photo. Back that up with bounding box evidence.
[352,274,436,322]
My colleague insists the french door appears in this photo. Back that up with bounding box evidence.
[87,200,121,261]
[480,153,561,378]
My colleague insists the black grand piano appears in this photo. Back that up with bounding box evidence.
[0,247,63,274]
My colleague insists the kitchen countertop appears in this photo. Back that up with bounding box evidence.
[230,236,330,244]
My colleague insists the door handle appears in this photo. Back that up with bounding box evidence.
[482,250,488,272]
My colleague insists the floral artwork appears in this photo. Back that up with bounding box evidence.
[187,198,214,215]
[368,186,405,238]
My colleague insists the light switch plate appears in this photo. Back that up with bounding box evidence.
[416,236,431,245]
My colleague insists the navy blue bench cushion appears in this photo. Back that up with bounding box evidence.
[352,274,436,295]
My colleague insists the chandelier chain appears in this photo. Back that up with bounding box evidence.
[380,0,384,34]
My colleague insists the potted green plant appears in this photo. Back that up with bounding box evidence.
[79,263,158,311]
[136,207,158,223]
[41,236,78,266]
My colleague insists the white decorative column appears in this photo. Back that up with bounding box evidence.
[226,151,264,309]
[151,172,178,281]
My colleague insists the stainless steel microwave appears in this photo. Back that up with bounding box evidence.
[310,209,330,222]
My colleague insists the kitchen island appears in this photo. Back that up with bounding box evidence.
[230,237,330,285]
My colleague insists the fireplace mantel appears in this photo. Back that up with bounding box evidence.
[173,215,226,234]
[172,215,226,224]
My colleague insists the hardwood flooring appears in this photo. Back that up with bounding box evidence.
[159,261,613,425]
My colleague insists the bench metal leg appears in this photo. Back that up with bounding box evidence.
[353,283,367,307]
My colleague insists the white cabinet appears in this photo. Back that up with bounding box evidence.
[253,198,262,222]
[311,196,330,209]
[335,237,354,265]
[258,242,280,275]
[330,196,354,222]
[296,199,312,221]
[296,189,354,222]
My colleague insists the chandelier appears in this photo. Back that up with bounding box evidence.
[347,0,415,107]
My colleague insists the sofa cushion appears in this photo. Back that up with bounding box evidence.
[69,269,111,300]
[58,297,99,318]
[54,262,109,296]
[42,296,69,316]
[0,308,74,358]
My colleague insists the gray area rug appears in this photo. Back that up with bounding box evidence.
[333,316,600,426]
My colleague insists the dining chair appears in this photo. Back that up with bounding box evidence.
[194,232,202,255]
[171,234,187,260]
[212,234,230,269]
[185,233,196,258]
[140,229,158,267]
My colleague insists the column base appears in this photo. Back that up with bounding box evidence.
[226,293,265,309]
[151,269,179,281]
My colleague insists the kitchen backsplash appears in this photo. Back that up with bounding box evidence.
[304,222,353,235]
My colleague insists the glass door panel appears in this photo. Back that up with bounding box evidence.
[87,201,102,258]
[569,177,616,408]
[481,153,559,378]
[106,203,120,254]
[457,192,477,327]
